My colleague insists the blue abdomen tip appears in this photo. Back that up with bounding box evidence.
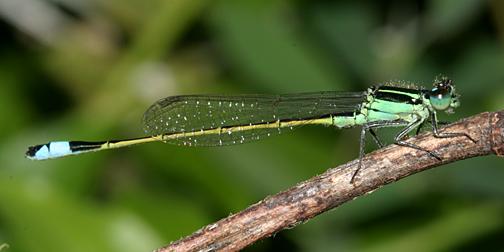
[26,141,71,160]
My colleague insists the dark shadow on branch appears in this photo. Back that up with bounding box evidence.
[156,110,504,252]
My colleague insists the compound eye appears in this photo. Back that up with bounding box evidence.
[430,86,452,110]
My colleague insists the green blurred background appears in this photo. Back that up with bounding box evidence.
[1,0,503,251]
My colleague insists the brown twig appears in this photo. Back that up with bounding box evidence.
[155,110,504,252]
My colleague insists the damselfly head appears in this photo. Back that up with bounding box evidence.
[429,76,459,113]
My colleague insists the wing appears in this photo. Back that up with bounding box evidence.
[142,91,366,146]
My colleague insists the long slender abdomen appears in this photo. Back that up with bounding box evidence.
[332,112,367,128]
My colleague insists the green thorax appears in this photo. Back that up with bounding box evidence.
[331,76,460,128]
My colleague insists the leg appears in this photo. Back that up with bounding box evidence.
[430,111,476,143]
[351,121,406,184]
[394,117,441,160]
[368,128,384,148]
[416,120,452,135]
[415,121,425,136]
[351,126,368,184]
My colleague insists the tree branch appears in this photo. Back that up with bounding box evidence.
[155,110,504,252]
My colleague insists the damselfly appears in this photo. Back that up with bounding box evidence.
[26,76,474,182]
